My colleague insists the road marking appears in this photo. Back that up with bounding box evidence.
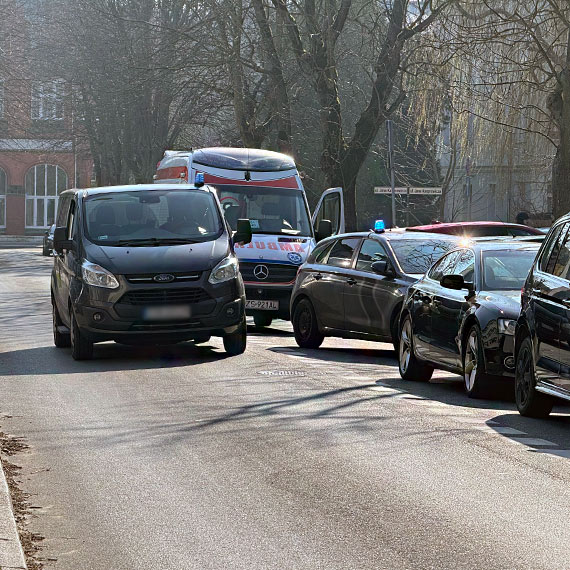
[475,426,526,435]
[509,437,558,447]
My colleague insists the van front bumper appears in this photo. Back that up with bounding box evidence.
[72,277,245,342]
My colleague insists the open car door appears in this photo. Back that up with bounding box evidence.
[311,187,345,240]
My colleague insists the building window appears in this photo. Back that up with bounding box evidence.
[0,168,6,228]
[25,164,68,228]
[31,80,64,120]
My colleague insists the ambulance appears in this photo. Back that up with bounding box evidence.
[155,147,344,327]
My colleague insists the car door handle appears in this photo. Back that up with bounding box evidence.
[347,278,357,285]
[314,273,323,281]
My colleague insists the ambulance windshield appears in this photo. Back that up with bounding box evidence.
[215,185,312,237]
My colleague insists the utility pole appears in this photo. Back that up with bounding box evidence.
[386,120,397,227]
[466,156,472,221]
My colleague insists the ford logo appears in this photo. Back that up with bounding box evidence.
[287,252,303,265]
[153,273,175,283]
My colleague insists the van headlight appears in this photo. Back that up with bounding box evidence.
[209,256,238,284]
[82,260,120,289]
[498,318,516,336]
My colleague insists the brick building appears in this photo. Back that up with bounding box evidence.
[0,1,92,236]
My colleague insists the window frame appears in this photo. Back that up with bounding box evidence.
[355,238,390,274]
[324,237,362,269]
[539,222,568,275]
[31,79,65,121]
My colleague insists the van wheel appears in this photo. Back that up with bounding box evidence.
[398,315,433,382]
[515,336,554,417]
[254,314,273,328]
[71,311,93,360]
[292,299,324,349]
[463,325,494,398]
[224,317,247,355]
[52,300,71,348]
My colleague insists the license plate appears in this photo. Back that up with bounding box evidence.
[246,300,279,311]
[143,305,191,321]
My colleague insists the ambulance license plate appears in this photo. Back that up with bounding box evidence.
[246,300,279,311]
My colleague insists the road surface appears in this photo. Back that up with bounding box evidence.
[1,248,570,569]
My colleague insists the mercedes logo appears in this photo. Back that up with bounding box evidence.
[153,273,175,283]
[253,265,269,280]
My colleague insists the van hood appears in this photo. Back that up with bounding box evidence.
[84,236,230,275]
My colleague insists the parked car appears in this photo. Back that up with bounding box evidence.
[42,224,55,256]
[398,241,540,398]
[290,230,460,350]
[406,221,543,238]
[515,216,570,416]
[51,182,252,360]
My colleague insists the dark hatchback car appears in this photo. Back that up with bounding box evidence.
[398,241,540,397]
[515,216,570,417]
[290,231,459,349]
[51,184,252,360]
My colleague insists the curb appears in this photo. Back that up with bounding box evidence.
[0,458,27,570]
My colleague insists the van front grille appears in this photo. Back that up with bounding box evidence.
[240,263,298,283]
[119,288,210,305]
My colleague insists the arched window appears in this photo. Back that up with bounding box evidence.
[0,168,6,228]
[25,164,68,228]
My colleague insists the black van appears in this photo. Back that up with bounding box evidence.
[51,184,252,360]
[515,215,570,416]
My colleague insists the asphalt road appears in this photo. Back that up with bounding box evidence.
[1,248,570,569]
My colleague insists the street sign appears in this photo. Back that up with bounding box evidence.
[409,187,442,195]
[374,187,442,195]
[374,187,407,194]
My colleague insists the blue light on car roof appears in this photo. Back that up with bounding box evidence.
[195,172,205,187]
[374,219,386,233]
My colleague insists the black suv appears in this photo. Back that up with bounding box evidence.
[51,184,252,360]
[515,216,570,416]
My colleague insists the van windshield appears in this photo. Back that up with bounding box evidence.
[214,185,312,237]
[83,189,223,246]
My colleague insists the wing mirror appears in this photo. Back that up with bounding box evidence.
[371,260,395,276]
[315,219,333,242]
[233,218,253,245]
[440,274,474,293]
[53,227,74,254]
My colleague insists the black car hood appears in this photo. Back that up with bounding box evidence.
[480,290,521,318]
[84,236,230,275]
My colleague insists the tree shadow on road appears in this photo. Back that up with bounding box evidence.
[269,345,396,366]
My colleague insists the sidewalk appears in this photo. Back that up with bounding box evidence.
[0,458,27,569]
[0,235,43,249]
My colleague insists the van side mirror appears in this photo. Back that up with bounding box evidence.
[233,218,252,245]
[440,274,472,291]
[371,260,394,276]
[316,219,333,242]
[53,227,74,254]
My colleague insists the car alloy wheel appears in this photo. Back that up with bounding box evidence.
[399,318,412,374]
[292,299,324,349]
[464,329,479,392]
[516,342,533,409]
[514,336,553,417]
